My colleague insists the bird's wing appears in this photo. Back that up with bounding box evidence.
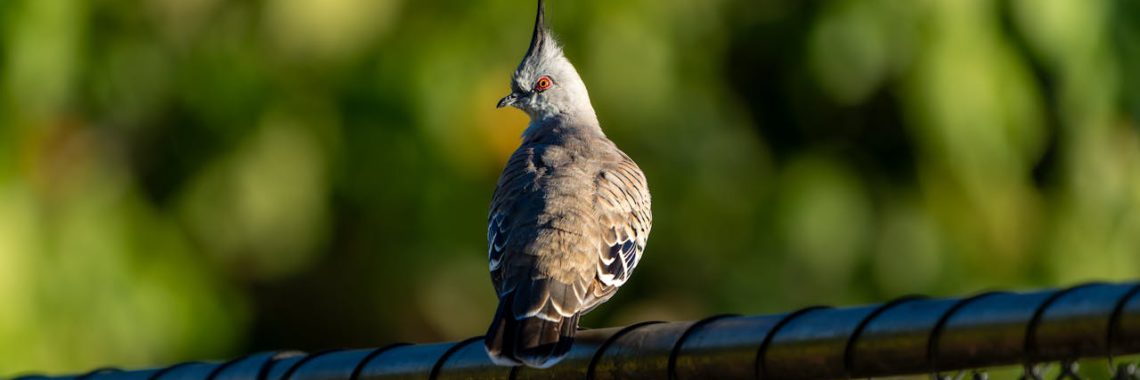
[487,144,593,321]
[592,154,652,289]
[487,147,538,295]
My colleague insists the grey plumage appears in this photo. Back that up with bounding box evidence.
[484,0,652,369]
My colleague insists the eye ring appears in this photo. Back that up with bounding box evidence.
[534,76,554,92]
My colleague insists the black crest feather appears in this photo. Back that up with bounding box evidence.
[524,0,548,61]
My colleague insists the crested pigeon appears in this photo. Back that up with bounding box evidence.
[484,0,653,369]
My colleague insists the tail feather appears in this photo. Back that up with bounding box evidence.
[485,294,579,368]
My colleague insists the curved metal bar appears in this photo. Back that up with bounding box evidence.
[147,360,217,378]
[1113,288,1140,357]
[211,352,280,380]
[348,344,409,380]
[428,336,482,380]
[843,295,925,377]
[207,353,255,380]
[434,337,511,380]
[667,314,738,380]
[77,368,122,380]
[927,292,1007,374]
[259,352,305,380]
[1107,284,1140,357]
[941,291,1056,370]
[283,350,375,380]
[585,321,664,380]
[146,362,207,380]
[591,320,692,379]
[279,350,344,380]
[356,342,455,379]
[1037,283,1137,360]
[665,314,781,380]
[848,297,958,376]
[1023,283,1103,364]
[754,305,830,380]
[16,281,1140,380]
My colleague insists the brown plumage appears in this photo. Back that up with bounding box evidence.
[484,0,652,369]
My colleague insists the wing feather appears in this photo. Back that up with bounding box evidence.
[488,147,541,296]
[591,158,652,289]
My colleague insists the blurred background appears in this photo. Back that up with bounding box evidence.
[1,0,1139,375]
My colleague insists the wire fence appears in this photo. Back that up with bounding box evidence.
[14,281,1140,380]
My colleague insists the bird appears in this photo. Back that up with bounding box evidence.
[483,0,653,369]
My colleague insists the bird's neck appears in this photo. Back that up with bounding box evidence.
[522,110,604,144]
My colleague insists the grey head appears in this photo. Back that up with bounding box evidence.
[497,0,596,123]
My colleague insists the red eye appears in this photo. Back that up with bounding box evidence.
[534,76,554,92]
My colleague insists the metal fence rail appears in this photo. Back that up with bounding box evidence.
[15,282,1140,380]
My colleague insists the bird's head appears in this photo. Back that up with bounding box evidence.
[497,0,594,121]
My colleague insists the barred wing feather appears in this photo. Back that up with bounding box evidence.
[593,157,652,288]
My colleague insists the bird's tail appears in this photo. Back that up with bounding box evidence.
[484,293,580,368]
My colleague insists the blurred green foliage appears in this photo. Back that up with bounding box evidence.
[1,0,1139,375]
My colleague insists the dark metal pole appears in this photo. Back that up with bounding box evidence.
[15,282,1140,380]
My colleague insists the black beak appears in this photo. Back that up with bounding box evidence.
[497,93,519,109]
